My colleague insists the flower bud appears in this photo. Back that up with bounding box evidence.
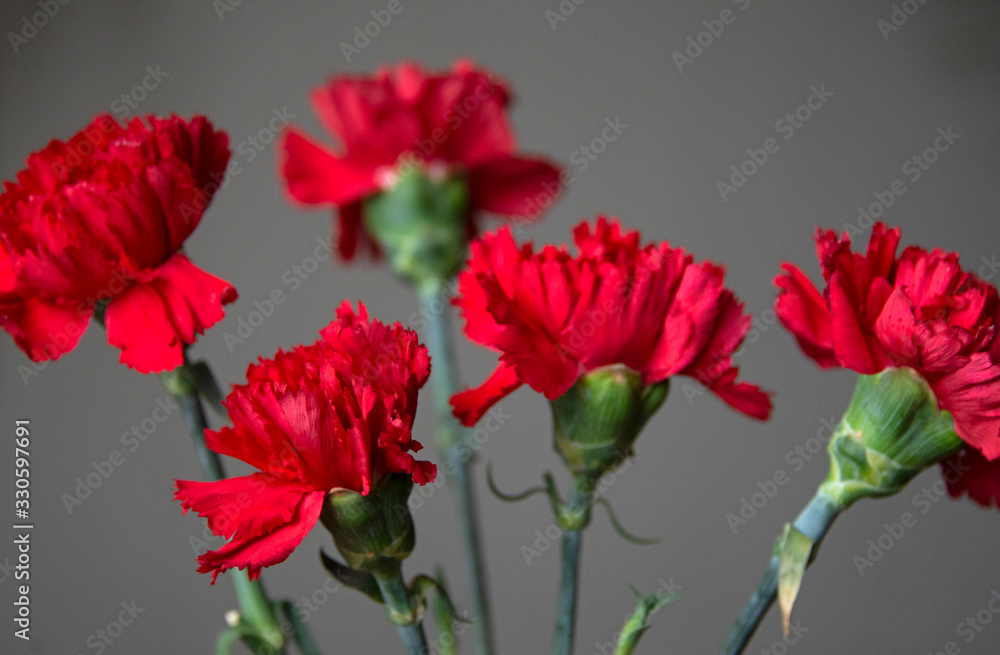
[820,368,963,507]
[550,365,669,477]
[363,165,469,286]
[319,473,416,578]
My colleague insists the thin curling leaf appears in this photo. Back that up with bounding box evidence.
[777,524,814,638]
[485,462,548,503]
[614,585,678,655]
[320,549,384,605]
[594,498,661,545]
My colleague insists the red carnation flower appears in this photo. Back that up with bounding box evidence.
[174,301,436,582]
[450,217,773,426]
[775,223,1000,505]
[279,59,562,259]
[0,114,236,373]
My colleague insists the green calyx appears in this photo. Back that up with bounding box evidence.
[362,165,470,286]
[550,365,669,478]
[819,368,963,508]
[319,473,416,578]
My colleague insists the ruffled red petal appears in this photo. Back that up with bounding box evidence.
[104,253,236,373]
[452,361,523,427]
[195,490,325,584]
[774,262,836,367]
[175,473,316,542]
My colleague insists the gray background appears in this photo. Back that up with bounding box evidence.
[2,0,1000,653]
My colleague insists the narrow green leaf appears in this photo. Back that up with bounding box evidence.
[777,524,814,637]
[319,549,384,604]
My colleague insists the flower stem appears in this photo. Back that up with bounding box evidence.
[375,571,431,655]
[551,529,583,655]
[718,491,840,655]
[162,357,289,653]
[551,476,594,655]
[418,281,494,655]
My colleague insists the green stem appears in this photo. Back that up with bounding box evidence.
[418,281,494,655]
[552,530,582,655]
[718,491,840,655]
[551,476,595,655]
[375,571,430,655]
[164,357,286,653]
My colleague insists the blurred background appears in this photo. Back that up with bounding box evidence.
[2,0,1000,653]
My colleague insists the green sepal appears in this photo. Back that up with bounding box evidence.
[613,585,679,655]
[819,369,963,507]
[363,166,470,286]
[777,524,814,638]
[545,472,594,531]
[159,361,197,398]
[319,473,416,576]
[319,549,385,605]
[551,366,668,477]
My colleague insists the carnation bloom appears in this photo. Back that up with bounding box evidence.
[0,114,236,373]
[174,301,436,582]
[774,223,1000,505]
[450,217,773,426]
[280,59,562,259]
